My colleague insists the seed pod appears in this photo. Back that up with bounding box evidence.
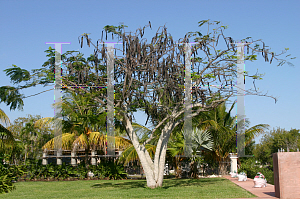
[139,29,143,38]
[101,31,103,41]
[101,43,105,59]
[122,34,125,55]
[106,31,107,40]
[247,42,249,54]
[229,37,235,50]
[149,21,151,29]
[81,36,83,48]
[86,35,90,47]
[270,52,274,64]
[216,35,220,46]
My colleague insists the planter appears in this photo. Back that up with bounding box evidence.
[230,172,237,178]
[253,178,267,188]
[237,174,247,181]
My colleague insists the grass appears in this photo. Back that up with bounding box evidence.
[0,177,257,199]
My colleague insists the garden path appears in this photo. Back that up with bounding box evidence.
[223,175,277,199]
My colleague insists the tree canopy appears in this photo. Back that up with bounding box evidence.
[0,20,294,188]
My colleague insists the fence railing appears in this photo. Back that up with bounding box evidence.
[42,150,122,166]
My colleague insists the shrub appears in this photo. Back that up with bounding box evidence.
[93,161,127,180]
[0,159,24,194]
[238,158,274,185]
[0,175,15,193]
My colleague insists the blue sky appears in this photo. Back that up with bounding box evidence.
[0,0,299,144]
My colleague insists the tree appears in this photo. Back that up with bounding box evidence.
[42,91,132,165]
[0,109,14,162]
[167,128,213,178]
[6,114,54,163]
[195,100,269,175]
[0,20,294,188]
[253,127,300,165]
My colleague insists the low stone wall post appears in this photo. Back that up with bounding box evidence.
[56,149,62,165]
[42,150,48,165]
[229,153,238,174]
[71,151,77,166]
[91,150,97,166]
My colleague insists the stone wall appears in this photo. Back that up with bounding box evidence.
[273,152,300,199]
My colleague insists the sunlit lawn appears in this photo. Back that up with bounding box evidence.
[0,177,256,199]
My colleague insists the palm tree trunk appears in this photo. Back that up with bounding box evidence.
[175,157,182,178]
[191,160,198,178]
[85,148,89,166]
[218,157,227,175]
[24,146,27,163]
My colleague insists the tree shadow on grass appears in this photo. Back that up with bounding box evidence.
[91,178,227,190]
[92,180,146,189]
[161,178,226,189]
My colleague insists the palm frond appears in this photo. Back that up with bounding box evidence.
[115,136,132,150]
[73,133,88,150]
[192,128,214,151]
[88,131,106,150]
[42,133,76,150]
[118,144,156,165]
[0,108,10,126]
[34,117,58,129]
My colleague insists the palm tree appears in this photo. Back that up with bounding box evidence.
[117,123,157,174]
[0,108,14,160]
[42,126,132,165]
[42,91,131,165]
[195,101,269,175]
[167,128,214,178]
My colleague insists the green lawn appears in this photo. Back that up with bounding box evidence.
[0,178,256,199]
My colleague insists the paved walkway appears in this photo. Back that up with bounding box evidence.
[222,175,278,199]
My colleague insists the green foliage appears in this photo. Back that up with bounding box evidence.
[7,114,54,164]
[238,157,274,185]
[0,86,24,111]
[1,158,128,182]
[0,155,25,194]
[95,161,127,180]
[253,127,300,165]
[103,24,128,35]
[0,175,15,194]
[4,65,30,84]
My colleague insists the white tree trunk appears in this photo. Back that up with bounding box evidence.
[121,112,172,188]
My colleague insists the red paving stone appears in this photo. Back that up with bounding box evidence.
[222,175,278,199]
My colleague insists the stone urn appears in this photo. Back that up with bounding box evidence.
[230,171,238,178]
[253,178,267,188]
[253,172,267,188]
[237,174,247,181]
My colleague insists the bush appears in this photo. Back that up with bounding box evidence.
[18,158,127,181]
[91,161,127,180]
[0,175,15,193]
[0,158,24,194]
[238,158,274,185]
